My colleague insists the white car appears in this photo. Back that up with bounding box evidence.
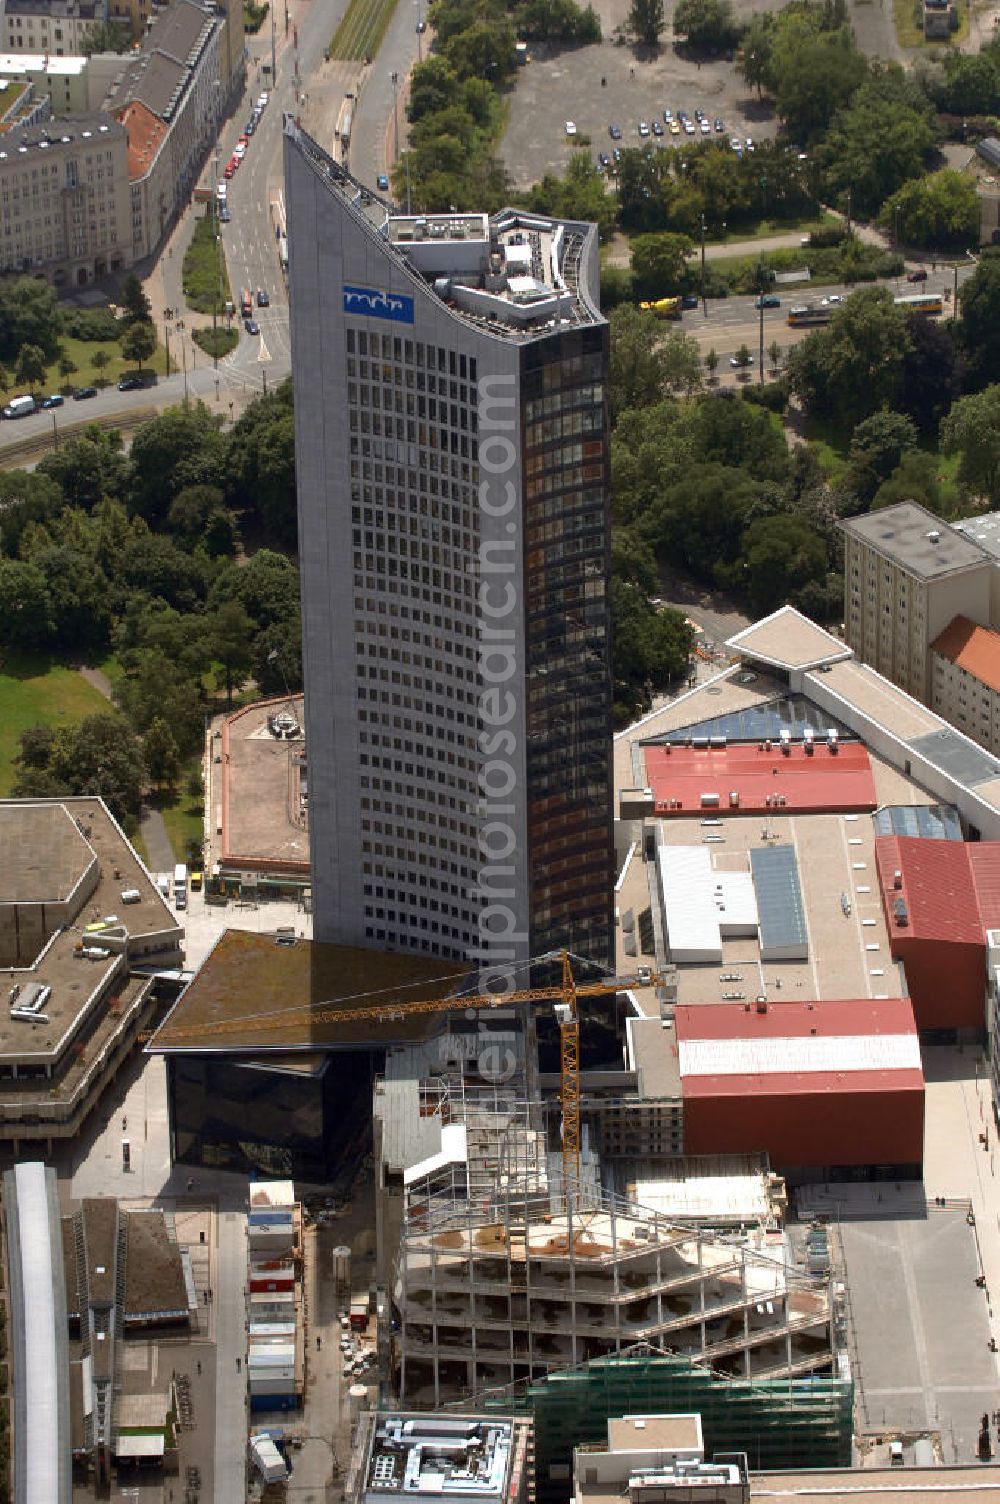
[257,91,269,108]
[565,120,577,136]
[827,293,843,305]
[684,121,696,134]
[700,119,711,133]
[234,143,246,159]
[638,120,650,136]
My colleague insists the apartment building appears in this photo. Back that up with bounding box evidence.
[929,615,1000,755]
[285,119,614,971]
[0,112,132,282]
[0,51,89,111]
[1,0,106,55]
[841,503,992,705]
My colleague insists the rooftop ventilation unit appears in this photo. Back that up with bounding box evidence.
[10,981,51,1020]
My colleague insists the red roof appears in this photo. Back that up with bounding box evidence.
[675,998,923,1103]
[119,100,167,182]
[875,835,983,945]
[675,996,917,1043]
[645,740,876,817]
[969,844,1000,932]
[930,615,1000,694]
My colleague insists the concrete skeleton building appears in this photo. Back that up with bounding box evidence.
[0,795,181,1148]
[284,119,614,975]
[841,501,1000,757]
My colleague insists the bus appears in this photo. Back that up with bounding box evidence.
[787,305,831,327]
[639,296,681,320]
[893,292,944,317]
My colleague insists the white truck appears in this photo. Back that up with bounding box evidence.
[3,394,36,419]
[173,863,188,910]
[250,1434,288,1483]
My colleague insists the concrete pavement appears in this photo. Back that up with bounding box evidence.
[214,1199,249,1504]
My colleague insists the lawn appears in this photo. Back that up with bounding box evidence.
[893,0,968,46]
[708,211,839,247]
[182,212,233,316]
[0,652,110,796]
[330,0,400,60]
[153,758,204,866]
[8,333,167,400]
[193,325,239,359]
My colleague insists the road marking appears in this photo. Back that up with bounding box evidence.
[258,336,272,362]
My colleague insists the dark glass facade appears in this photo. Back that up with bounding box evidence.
[521,326,614,967]
[167,1053,367,1182]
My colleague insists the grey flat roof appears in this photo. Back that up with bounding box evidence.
[841,503,989,580]
[908,728,1000,788]
[873,804,963,840]
[750,844,808,958]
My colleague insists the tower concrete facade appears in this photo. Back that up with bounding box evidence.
[284,121,613,981]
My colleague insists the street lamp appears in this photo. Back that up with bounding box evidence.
[390,70,400,166]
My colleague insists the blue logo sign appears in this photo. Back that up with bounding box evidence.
[343,285,414,324]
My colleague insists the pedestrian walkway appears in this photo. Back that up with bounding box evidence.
[214,1197,248,1504]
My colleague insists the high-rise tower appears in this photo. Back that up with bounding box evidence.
[284,120,613,982]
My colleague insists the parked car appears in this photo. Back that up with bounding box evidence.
[257,91,269,107]
[257,288,270,306]
[609,123,622,139]
[376,173,389,191]
[754,294,781,308]
[681,294,699,309]
[714,118,724,132]
[41,393,64,408]
[907,268,928,282]
[118,374,144,390]
[219,204,231,222]
[244,317,259,335]
[652,120,663,136]
[564,120,577,136]
[598,151,610,168]
[700,120,711,134]
[638,120,650,136]
[663,109,673,122]
[729,354,754,367]
[73,385,98,400]
[669,121,680,135]
[612,146,622,163]
[224,162,236,178]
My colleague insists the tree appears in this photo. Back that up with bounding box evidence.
[118,533,207,611]
[91,348,112,385]
[208,599,255,704]
[612,581,693,720]
[771,25,867,143]
[443,18,517,82]
[899,314,959,437]
[880,170,979,250]
[33,544,112,649]
[958,256,1000,392]
[120,273,152,323]
[0,558,53,649]
[0,277,62,361]
[82,18,129,52]
[819,66,937,219]
[630,233,694,298]
[705,347,719,383]
[57,353,77,381]
[12,712,146,831]
[14,343,47,390]
[845,411,918,506]
[144,716,181,789]
[38,427,126,511]
[609,305,700,419]
[740,514,830,616]
[672,0,739,52]
[873,449,945,512]
[128,402,226,524]
[120,319,156,372]
[738,15,774,99]
[787,286,910,427]
[734,342,752,372]
[942,385,1000,504]
[628,0,665,46]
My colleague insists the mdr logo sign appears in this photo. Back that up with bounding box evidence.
[342,285,414,324]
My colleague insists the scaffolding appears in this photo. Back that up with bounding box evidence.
[388,1088,836,1409]
[475,1348,853,1502]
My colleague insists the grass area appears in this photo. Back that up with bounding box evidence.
[708,211,838,247]
[0,652,110,796]
[152,760,204,866]
[330,0,399,60]
[5,333,166,399]
[182,212,233,317]
[193,326,239,359]
[893,0,968,46]
[801,412,850,479]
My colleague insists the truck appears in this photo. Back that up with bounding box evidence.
[173,863,188,910]
[3,394,36,419]
[349,1295,370,1331]
[250,1434,288,1483]
[240,287,253,317]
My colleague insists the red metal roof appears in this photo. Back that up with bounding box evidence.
[645,740,876,817]
[674,996,918,1042]
[875,835,983,945]
[969,844,1000,932]
[675,998,923,1103]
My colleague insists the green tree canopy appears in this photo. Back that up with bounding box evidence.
[127,402,226,524]
[38,427,127,511]
[12,713,146,831]
[628,0,665,46]
[0,277,63,361]
[630,233,694,298]
[844,410,919,506]
[609,305,701,419]
[880,169,979,250]
[820,65,936,218]
[120,273,153,323]
[739,514,830,616]
[672,0,740,52]
[0,558,53,649]
[771,23,867,142]
[14,343,47,389]
[941,385,1000,504]
[120,319,156,370]
[958,254,1000,391]
[787,286,910,426]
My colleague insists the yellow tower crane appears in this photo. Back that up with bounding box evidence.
[154,950,660,1183]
